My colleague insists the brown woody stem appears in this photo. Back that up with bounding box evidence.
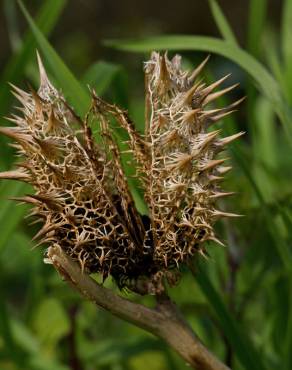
[47,245,230,370]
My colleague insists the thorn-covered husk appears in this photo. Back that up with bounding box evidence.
[0,52,243,293]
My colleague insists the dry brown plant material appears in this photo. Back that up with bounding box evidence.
[0,52,243,294]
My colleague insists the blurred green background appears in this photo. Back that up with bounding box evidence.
[0,0,292,369]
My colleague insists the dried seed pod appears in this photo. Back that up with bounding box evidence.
[144,52,243,268]
[0,52,243,292]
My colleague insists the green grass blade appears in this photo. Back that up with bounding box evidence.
[3,0,20,52]
[230,145,291,270]
[105,35,292,144]
[264,29,286,93]
[246,0,267,58]
[105,36,278,101]
[82,61,122,96]
[221,111,291,270]
[284,278,292,370]
[82,60,131,109]
[207,73,291,272]
[83,337,165,366]
[251,97,277,201]
[18,0,90,117]
[0,0,67,117]
[208,0,238,45]
[191,263,267,370]
[281,0,292,103]
[245,0,268,154]
[0,182,30,253]
[0,294,23,367]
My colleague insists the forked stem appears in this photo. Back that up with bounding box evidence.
[47,245,230,370]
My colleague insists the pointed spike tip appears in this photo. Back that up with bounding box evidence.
[219,131,245,146]
[188,54,210,83]
[36,50,53,91]
[0,170,30,182]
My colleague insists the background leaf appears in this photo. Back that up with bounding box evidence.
[0,0,67,118]
[192,263,267,370]
[18,0,90,116]
[1,1,292,369]
[208,0,238,45]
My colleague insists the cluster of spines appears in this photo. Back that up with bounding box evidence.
[0,52,243,290]
[0,54,144,282]
[143,52,243,267]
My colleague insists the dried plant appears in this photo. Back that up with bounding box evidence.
[0,52,243,294]
[0,51,244,370]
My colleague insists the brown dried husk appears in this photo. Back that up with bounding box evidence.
[0,52,243,292]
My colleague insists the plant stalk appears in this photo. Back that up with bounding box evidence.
[47,245,230,370]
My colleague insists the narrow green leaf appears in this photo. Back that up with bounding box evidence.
[0,0,67,117]
[33,298,70,347]
[82,60,130,109]
[226,136,292,270]
[82,61,122,96]
[208,0,238,45]
[82,337,165,365]
[10,320,69,369]
[284,278,292,370]
[0,297,23,366]
[105,35,292,144]
[251,97,277,201]
[207,72,291,274]
[0,0,67,169]
[29,356,70,370]
[18,0,90,117]
[282,0,292,64]
[0,182,31,252]
[105,36,279,101]
[11,318,40,354]
[245,0,267,155]
[281,0,292,102]
[264,29,285,94]
[246,0,267,57]
[238,160,291,270]
[191,263,267,370]
[3,0,21,52]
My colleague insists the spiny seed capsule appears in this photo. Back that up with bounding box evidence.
[0,52,243,293]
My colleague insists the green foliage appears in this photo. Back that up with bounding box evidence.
[208,0,238,45]
[1,1,292,369]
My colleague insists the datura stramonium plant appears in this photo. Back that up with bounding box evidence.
[0,52,243,293]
